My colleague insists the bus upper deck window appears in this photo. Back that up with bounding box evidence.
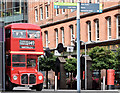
[28,30,40,38]
[12,30,26,38]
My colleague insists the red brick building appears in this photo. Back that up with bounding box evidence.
[28,0,120,89]
[28,0,120,53]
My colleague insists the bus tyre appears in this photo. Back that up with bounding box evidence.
[36,83,43,91]
[6,79,13,91]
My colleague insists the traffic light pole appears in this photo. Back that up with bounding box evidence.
[77,0,81,92]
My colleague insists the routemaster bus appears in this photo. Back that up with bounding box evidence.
[5,23,44,91]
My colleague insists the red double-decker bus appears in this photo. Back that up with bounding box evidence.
[5,23,44,91]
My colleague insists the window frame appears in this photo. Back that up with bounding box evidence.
[56,9,59,16]
[40,7,43,20]
[70,25,74,46]
[61,27,64,46]
[45,5,49,19]
[45,31,48,48]
[95,20,99,41]
[117,15,120,39]
[62,0,65,14]
[12,29,26,38]
[107,17,111,40]
[35,8,38,22]
[55,29,58,48]
[87,21,91,42]
[71,0,75,12]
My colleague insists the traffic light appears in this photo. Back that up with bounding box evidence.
[44,48,52,57]
[57,43,64,53]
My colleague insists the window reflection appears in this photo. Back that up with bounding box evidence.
[27,59,36,67]
[12,30,26,38]
[28,30,40,38]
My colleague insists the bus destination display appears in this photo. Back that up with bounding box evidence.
[19,40,35,49]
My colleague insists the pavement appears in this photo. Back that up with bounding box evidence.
[1,89,120,93]
[0,87,120,93]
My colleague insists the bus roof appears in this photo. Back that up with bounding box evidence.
[5,23,41,30]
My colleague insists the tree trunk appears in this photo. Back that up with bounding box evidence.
[46,71,48,89]
[98,69,101,90]
[71,72,72,88]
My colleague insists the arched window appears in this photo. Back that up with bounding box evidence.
[54,29,58,48]
[116,15,120,39]
[94,19,99,41]
[107,17,111,40]
[69,25,74,46]
[60,27,64,46]
[87,21,91,42]
[45,31,48,47]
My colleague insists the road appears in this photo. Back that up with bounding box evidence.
[0,87,120,93]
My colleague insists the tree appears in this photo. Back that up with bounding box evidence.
[89,46,116,70]
[38,53,57,89]
[89,46,117,89]
[115,48,120,70]
[64,58,77,88]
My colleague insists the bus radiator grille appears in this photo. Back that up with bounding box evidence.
[21,74,28,84]
[29,74,36,84]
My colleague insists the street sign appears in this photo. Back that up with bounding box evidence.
[54,2,77,6]
[54,2,102,13]
[54,2,77,9]
[67,46,74,52]
[54,5,77,9]
[80,3,102,13]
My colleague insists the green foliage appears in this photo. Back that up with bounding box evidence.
[64,58,77,72]
[115,48,120,70]
[89,46,117,70]
[38,53,57,71]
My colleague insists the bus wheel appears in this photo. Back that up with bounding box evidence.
[36,83,43,91]
[6,79,13,91]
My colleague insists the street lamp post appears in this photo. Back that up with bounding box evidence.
[77,0,81,92]
[80,40,96,90]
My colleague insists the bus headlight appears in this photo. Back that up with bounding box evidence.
[13,75,17,80]
[39,76,42,80]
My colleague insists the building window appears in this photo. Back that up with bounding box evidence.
[107,17,111,40]
[56,9,59,16]
[45,31,48,47]
[88,0,91,3]
[55,29,58,48]
[95,0,99,3]
[71,0,75,12]
[35,9,38,22]
[117,15,120,39]
[87,21,91,41]
[70,25,74,46]
[45,5,49,19]
[61,27,64,46]
[62,0,65,14]
[95,20,99,41]
[40,7,43,20]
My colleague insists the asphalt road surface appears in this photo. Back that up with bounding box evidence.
[1,87,120,93]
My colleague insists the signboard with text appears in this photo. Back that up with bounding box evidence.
[54,2,102,13]
[19,40,35,49]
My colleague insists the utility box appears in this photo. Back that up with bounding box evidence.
[56,57,66,89]
[81,56,92,90]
